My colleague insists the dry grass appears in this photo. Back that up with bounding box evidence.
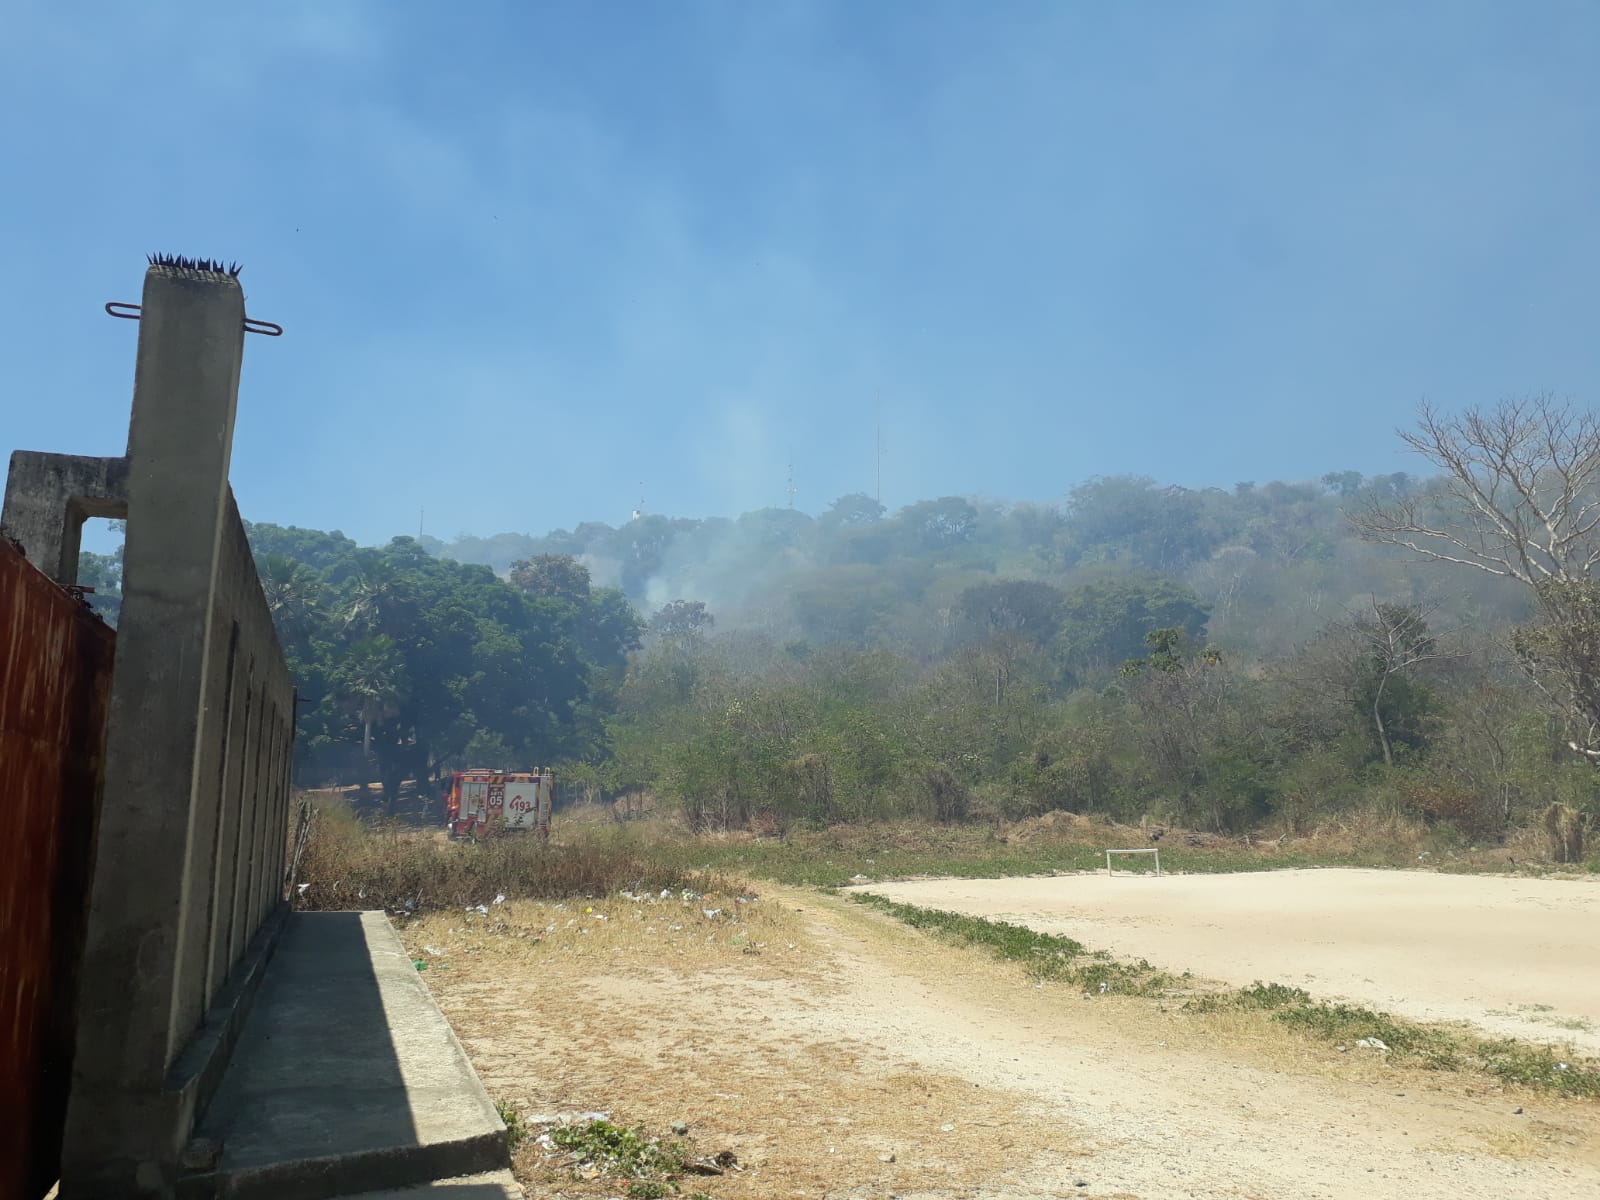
[1463,1118,1571,1160]
[538,801,1585,893]
[294,797,721,912]
[298,790,1590,921]
[395,885,805,974]
[399,887,1089,1198]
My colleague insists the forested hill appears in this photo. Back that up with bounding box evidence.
[77,451,1591,843]
[418,471,1530,663]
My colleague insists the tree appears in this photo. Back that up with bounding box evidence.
[509,554,592,605]
[649,598,715,641]
[329,636,408,760]
[1290,601,1449,768]
[1119,630,1273,831]
[1351,397,1600,587]
[579,587,644,670]
[1062,476,1225,570]
[245,522,359,570]
[77,546,123,625]
[1321,471,1365,498]
[1055,578,1210,679]
[953,579,1064,644]
[1352,396,1600,758]
[896,497,979,551]
[820,493,886,528]
[737,507,814,550]
[1352,601,1447,767]
[258,554,323,642]
[953,579,1065,707]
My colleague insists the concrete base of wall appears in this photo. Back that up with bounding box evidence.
[330,1169,523,1199]
[181,912,508,1200]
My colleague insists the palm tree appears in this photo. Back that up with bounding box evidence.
[258,554,322,642]
[331,637,408,759]
[340,555,412,639]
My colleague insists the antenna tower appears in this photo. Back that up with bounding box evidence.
[875,393,883,507]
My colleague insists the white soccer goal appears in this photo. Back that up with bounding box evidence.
[1104,847,1161,877]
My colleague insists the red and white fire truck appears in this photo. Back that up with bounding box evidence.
[445,769,554,841]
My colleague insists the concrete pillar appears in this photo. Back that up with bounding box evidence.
[61,263,245,1197]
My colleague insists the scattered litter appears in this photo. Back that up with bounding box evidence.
[413,961,427,971]
[593,913,608,921]
[879,1152,896,1163]
[660,889,671,899]
[466,904,489,915]
[1098,981,1109,994]
[493,893,506,906]
[702,908,722,920]
[296,883,310,896]
[1355,1037,1389,1052]
[685,1150,739,1175]
[670,1120,689,1136]
[851,874,870,881]
[423,945,446,956]
[940,1122,955,1132]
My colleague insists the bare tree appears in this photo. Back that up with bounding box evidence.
[1351,396,1600,586]
[1352,395,1600,759]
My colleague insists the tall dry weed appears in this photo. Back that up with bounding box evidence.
[1542,802,1588,864]
[295,802,721,912]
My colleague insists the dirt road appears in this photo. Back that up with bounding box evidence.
[405,882,1598,1199]
[858,868,1600,1054]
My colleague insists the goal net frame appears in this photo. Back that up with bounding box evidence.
[1104,847,1162,877]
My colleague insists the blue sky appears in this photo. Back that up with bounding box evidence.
[5,1,1600,548]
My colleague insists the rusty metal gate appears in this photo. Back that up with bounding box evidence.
[0,534,115,1200]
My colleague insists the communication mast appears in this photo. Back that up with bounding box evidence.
[875,393,884,507]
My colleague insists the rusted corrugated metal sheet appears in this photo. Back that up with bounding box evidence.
[0,535,115,1200]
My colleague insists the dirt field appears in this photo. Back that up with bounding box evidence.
[858,867,1600,1054]
[404,879,1599,1199]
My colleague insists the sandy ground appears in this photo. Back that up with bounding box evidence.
[857,867,1600,1054]
[405,882,1599,1199]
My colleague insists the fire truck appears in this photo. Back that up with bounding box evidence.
[445,769,554,841]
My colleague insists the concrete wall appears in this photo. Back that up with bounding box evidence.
[2,261,296,1198]
[1,451,128,584]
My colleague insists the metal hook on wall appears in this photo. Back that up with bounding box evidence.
[103,302,284,336]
